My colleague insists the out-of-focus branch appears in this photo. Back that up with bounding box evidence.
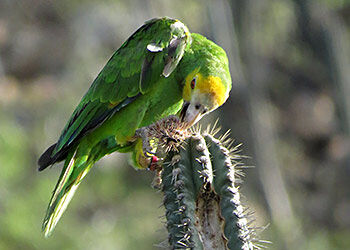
[293,0,350,134]
[228,1,305,249]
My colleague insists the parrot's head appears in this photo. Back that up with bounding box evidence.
[179,33,232,128]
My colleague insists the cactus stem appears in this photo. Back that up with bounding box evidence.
[148,116,265,249]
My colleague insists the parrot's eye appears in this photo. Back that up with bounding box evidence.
[190,77,196,89]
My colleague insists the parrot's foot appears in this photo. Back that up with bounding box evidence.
[135,115,182,155]
[135,127,156,156]
[135,115,186,156]
[134,115,186,170]
[135,126,160,171]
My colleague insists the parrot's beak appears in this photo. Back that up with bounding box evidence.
[180,101,204,128]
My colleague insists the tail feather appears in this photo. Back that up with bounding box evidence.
[41,137,123,237]
[43,181,81,237]
[38,143,69,171]
[38,144,57,171]
[42,150,93,237]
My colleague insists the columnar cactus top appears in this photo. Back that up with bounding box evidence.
[157,123,260,249]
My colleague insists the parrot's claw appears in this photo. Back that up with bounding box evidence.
[146,150,156,156]
[135,127,156,158]
[134,115,179,166]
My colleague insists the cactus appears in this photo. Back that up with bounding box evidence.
[149,118,259,249]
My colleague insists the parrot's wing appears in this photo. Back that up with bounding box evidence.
[38,17,191,170]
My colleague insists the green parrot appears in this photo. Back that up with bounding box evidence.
[38,17,232,237]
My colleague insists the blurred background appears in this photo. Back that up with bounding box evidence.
[0,0,349,249]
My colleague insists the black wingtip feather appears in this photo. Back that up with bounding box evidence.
[38,144,57,171]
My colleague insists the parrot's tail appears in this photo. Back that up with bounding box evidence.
[42,137,124,237]
[42,149,93,237]
[38,143,69,171]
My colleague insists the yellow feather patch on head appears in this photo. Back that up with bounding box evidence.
[198,75,227,107]
[183,69,228,107]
